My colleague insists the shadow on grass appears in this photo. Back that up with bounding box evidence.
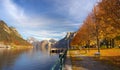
[65,55,120,70]
[94,56,120,68]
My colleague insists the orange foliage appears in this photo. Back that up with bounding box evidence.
[71,0,120,47]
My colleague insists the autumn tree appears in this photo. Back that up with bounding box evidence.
[71,0,120,49]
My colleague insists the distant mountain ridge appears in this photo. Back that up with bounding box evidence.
[0,20,31,48]
[27,37,40,48]
[27,32,76,50]
[27,37,57,49]
[53,32,76,48]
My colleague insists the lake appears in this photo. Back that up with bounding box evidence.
[0,48,59,70]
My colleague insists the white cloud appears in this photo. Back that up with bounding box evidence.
[2,0,56,28]
[55,0,97,20]
[22,30,66,41]
[1,0,97,40]
[1,0,64,40]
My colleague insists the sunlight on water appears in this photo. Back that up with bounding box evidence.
[0,49,58,70]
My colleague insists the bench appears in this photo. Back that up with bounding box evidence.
[94,52,100,57]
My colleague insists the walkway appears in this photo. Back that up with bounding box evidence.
[64,50,120,70]
[64,51,72,70]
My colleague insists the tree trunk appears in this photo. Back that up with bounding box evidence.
[111,39,114,48]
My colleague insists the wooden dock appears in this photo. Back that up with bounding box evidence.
[50,48,66,53]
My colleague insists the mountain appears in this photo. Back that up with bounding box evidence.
[27,37,40,47]
[27,37,37,44]
[40,40,48,51]
[39,39,57,51]
[0,20,31,48]
[54,32,76,48]
[27,37,57,50]
[49,39,57,44]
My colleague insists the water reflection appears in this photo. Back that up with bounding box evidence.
[0,48,58,70]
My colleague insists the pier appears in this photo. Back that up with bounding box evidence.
[50,48,67,53]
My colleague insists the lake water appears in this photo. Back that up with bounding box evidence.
[0,48,59,70]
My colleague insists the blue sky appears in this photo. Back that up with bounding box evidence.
[0,0,98,41]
